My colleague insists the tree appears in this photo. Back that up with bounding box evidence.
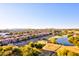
[35,43,43,49]
[68,36,74,43]
[27,48,41,56]
[29,42,35,47]
[0,47,3,56]
[20,45,41,56]
[68,36,79,47]
[12,47,22,56]
[56,48,68,56]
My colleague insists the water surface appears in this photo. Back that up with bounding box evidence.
[56,36,74,46]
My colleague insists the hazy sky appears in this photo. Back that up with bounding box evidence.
[0,3,79,29]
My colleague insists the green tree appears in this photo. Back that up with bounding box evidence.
[12,47,22,56]
[57,48,68,56]
[27,48,41,56]
[29,42,35,47]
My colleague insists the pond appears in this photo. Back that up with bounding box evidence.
[56,36,74,46]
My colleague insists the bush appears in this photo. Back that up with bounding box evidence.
[68,36,79,47]
[68,36,74,43]
[22,37,28,41]
[56,48,79,56]
[20,45,41,56]
[27,48,41,56]
[12,47,22,56]
[42,38,47,40]
[35,43,43,49]
[0,42,42,56]
[57,48,68,56]
[29,42,45,49]
[32,35,37,38]
[29,42,35,47]
[49,37,57,44]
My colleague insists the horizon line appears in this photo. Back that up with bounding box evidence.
[0,27,79,30]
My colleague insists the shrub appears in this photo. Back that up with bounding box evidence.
[49,37,57,44]
[27,48,41,56]
[56,48,79,56]
[68,36,79,47]
[12,47,22,56]
[32,35,37,38]
[29,42,35,47]
[22,37,28,41]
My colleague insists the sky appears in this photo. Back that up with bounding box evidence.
[0,3,79,29]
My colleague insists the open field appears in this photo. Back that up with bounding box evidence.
[43,43,79,54]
